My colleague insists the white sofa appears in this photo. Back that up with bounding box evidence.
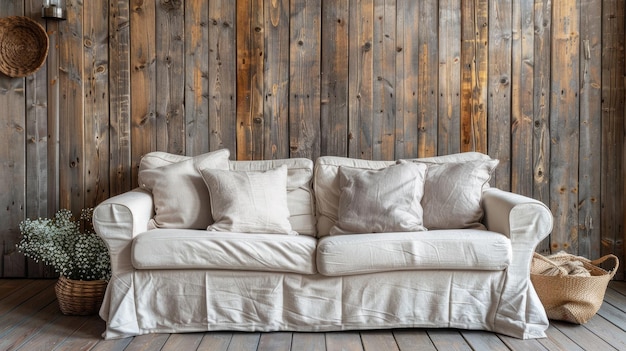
[93,149,553,340]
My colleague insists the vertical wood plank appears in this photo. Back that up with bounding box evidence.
[348,0,374,159]
[109,0,132,196]
[416,0,438,157]
[236,0,264,160]
[371,0,396,160]
[395,0,419,159]
[550,0,580,253]
[460,0,489,154]
[601,0,625,278]
[209,0,237,154]
[156,0,185,155]
[533,0,552,253]
[578,0,602,259]
[488,0,512,190]
[58,0,85,215]
[84,0,110,208]
[25,0,49,220]
[184,0,209,156]
[264,0,290,159]
[130,0,156,186]
[25,0,54,278]
[289,0,322,160]
[438,0,461,155]
[0,0,25,278]
[510,0,534,198]
[321,0,349,157]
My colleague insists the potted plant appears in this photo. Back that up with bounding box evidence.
[16,208,111,315]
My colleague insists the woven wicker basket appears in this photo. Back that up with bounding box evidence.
[0,16,49,78]
[530,252,618,324]
[55,276,107,316]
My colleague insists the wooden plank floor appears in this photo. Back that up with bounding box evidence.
[1,279,625,351]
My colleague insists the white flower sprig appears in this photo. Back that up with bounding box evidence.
[16,208,111,281]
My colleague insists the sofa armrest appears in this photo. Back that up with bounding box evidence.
[482,188,553,244]
[482,187,553,338]
[94,188,154,274]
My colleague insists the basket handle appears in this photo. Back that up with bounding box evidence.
[590,254,620,279]
[532,252,569,276]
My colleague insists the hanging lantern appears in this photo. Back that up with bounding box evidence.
[42,0,67,20]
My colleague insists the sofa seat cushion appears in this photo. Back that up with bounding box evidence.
[132,230,317,274]
[316,230,511,276]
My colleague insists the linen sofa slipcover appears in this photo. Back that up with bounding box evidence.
[94,151,553,340]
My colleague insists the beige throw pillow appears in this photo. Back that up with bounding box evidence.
[138,149,230,229]
[330,162,428,234]
[199,165,296,235]
[419,159,499,229]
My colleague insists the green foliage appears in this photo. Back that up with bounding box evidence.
[16,209,111,281]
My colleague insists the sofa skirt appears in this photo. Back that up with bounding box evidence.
[99,268,548,340]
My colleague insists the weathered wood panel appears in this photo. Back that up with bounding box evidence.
[416,0,438,157]
[236,0,264,160]
[156,0,185,155]
[0,0,624,278]
[488,0,512,190]
[208,0,237,155]
[321,0,349,158]
[0,1,26,277]
[601,0,625,267]
[264,0,290,159]
[58,0,85,217]
[510,0,534,198]
[109,0,132,196]
[438,0,461,155]
[289,0,321,160]
[460,0,488,154]
[394,0,418,159]
[348,0,374,160]
[578,0,602,259]
[130,0,157,187]
[550,0,580,253]
[184,0,209,156]
[84,0,110,208]
[533,0,552,254]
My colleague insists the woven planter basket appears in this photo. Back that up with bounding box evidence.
[530,252,619,324]
[55,276,107,316]
[0,16,49,78]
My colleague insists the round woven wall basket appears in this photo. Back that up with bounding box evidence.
[0,16,49,78]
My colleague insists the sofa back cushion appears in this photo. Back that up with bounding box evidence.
[314,152,496,237]
[229,158,317,236]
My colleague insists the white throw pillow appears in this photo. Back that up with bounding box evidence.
[138,149,230,229]
[419,159,499,229]
[199,165,296,235]
[330,162,428,234]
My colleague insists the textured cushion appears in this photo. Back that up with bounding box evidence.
[317,230,512,276]
[230,158,316,236]
[132,229,317,274]
[314,152,495,236]
[417,159,499,229]
[330,162,428,234]
[138,149,230,229]
[200,165,296,234]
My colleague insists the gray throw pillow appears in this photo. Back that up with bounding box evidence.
[199,165,296,235]
[330,162,428,234]
[138,149,230,229]
[420,159,499,229]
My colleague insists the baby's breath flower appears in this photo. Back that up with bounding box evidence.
[16,209,111,281]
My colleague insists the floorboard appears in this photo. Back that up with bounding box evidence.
[0,280,624,350]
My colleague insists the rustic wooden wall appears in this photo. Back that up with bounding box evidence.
[0,0,624,279]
